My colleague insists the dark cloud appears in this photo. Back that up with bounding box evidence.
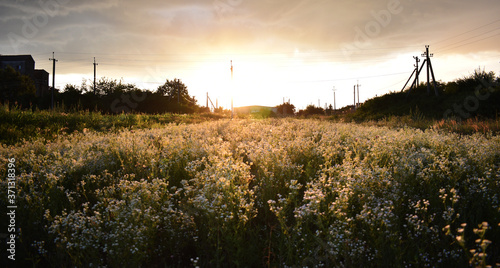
[0,0,499,85]
[2,0,498,55]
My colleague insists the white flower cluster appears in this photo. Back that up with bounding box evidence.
[44,178,195,266]
[0,119,499,267]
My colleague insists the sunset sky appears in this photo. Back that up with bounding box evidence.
[1,0,499,110]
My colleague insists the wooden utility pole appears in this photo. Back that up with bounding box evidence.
[413,56,420,87]
[353,85,356,110]
[421,45,438,96]
[356,81,360,107]
[93,57,98,95]
[49,52,57,110]
[402,45,439,96]
[332,86,336,110]
[206,93,216,111]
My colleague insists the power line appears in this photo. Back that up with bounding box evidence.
[437,31,500,53]
[106,70,411,86]
[374,77,409,92]
[293,71,409,83]
[436,27,500,52]
[433,18,500,46]
[23,19,500,71]
[51,45,423,57]
[36,45,425,68]
[27,18,500,101]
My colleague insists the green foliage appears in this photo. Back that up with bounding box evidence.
[276,101,296,115]
[0,105,226,145]
[0,66,36,108]
[351,69,500,122]
[156,78,196,105]
[455,68,497,93]
[298,105,325,116]
[252,108,276,119]
[1,119,499,267]
[1,76,206,114]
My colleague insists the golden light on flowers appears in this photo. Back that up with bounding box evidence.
[2,119,500,266]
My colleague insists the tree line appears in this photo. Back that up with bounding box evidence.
[0,66,209,114]
[0,65,329,116]
[4,64,497,118]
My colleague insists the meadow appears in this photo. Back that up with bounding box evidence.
[1,118,499,267]
[0,105,226,145]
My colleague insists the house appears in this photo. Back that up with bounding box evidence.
[0,54,49,97]
[34,69,49,97]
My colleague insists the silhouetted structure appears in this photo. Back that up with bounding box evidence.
[34,69,49,97]
[0,54,49,97]
[401,45,438,96]
[0,55,35,77]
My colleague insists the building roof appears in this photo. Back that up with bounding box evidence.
[0,54,35,63]
[34,69,49,74]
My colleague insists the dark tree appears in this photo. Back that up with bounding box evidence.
[156,78,196,105]
[276,101,296,115]
[0,66,36,107]
[60,84,83,110]
[94,77,119,96]
[297,105,325,116]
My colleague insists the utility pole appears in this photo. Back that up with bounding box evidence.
[206,93,216,112]
[413,56,420,87]
[93,57,98,95]
[231,60,233,119]
[332,86,336,110]
[49,52,57,110]
[356,81,360,107]
[421,45,438,96]
[423,46,431,95]
[283,97,286,115]
[402,46,438,96]
[353,85,356,110]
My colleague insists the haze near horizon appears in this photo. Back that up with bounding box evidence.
[1,0,499,109]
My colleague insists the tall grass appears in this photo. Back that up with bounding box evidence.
[0,105,226,145]
[1,119,499,267]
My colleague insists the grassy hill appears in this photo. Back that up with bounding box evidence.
[352,70,500,121]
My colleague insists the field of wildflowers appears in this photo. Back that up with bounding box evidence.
[1,119,499,267]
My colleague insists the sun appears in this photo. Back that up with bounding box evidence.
[187,52,377,110]
[188,56,285,109]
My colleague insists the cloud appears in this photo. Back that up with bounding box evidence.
[1,0,499,83]
[2,0,498,56]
